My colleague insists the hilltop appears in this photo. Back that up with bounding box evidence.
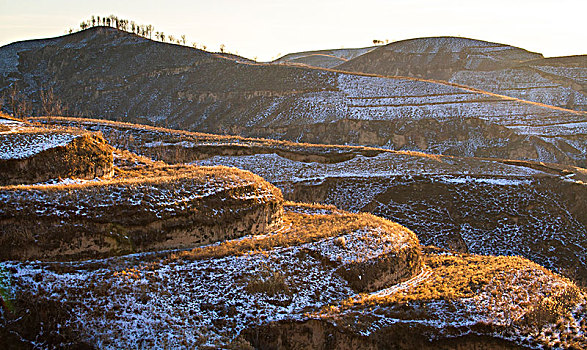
[336,37,544,80]
[1,28,586,167]
[273,46,379,68]
[332,37,587,112]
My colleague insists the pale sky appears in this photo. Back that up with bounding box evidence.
[0,0,585,61]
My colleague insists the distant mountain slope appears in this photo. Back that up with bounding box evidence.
[336,37,543,79]
[273,46,378,68]
[1,28,586,166]
[335,37,587,111]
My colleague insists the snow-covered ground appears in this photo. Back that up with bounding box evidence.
[198,152,542,184]
[0,118,83,160]
[0,132,79,160]
[0,205,416,348]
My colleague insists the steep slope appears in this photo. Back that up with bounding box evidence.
[336,37,587,111]
[35,117,587,286]
[2,28,586,166]
[273,46,378,68]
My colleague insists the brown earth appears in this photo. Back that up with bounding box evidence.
[0,133,114,185]
[0,164,284,261]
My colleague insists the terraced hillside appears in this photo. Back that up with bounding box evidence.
[335,37,587,111]
[1,119,585,349]
[36,117,587,287]
[0,119,283,261]
[2,28,586,166]
[1,206,584,349]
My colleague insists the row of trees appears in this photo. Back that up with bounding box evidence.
[1,85,67,118]
[69,15,214,51]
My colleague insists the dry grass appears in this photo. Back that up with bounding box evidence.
[0,164,274,192]
[30,116,446,162]
[350,253,579,305]
[171,206,417,261]
[244,262,290,296]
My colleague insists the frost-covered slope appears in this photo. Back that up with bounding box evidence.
[449,56,587,111]
[336,37,543,79]
[1,226,584,349]
[335,37,587,112]
[2,29,586,166]
[1,203,427,348]
[201,154,587,286]
[36,117,587,286]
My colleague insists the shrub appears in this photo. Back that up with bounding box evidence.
[245,264,290,296]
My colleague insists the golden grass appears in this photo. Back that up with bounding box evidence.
[0,164,277,193]
[283,201,342,212]
[171,207,417,261]
[322,252,581,314]
[30,116,447,162]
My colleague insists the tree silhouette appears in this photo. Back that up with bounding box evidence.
[181,35,186,45]
[220,44,226,53]
[9,84,19,116]
[40,87,67,116]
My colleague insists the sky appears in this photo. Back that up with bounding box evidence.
[0,0,585,61]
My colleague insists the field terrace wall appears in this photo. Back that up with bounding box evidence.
[0,203,426,348]
[0,120,114,185]
[28,117,587,285]
[0,165,283,261]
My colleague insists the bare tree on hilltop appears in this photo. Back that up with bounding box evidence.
[70,14,213,51]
